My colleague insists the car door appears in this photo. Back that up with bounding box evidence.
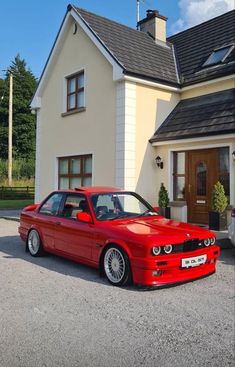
[35,192,65,251]
[53,194,96,261]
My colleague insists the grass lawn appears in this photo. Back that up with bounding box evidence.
[0,199,34,210]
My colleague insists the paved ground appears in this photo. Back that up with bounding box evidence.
[0,219,234,367]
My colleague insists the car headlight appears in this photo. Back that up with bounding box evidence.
[204,238,210,247]
[164,245,173,254]
[210,237,216,245]
[152,246,161,256]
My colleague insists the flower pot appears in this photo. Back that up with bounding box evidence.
[158,207,171,219]
[209,211,227,231]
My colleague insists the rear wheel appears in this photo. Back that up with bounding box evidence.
[27,229,44,257]
[103,245,131,286]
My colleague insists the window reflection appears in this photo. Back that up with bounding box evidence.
[173,152,186,201]
[219,147,229,172]
[196,162,207,196]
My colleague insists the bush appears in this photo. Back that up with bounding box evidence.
[158,183,170,208]
[211,181,228,213]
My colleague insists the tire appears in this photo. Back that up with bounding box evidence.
[103,245,131,286]
[27,229,44,257]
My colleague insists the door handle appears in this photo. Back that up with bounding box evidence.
[188,184,191,193]
[55,221,61,226]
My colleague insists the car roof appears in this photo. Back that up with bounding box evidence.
[57,186,124,194]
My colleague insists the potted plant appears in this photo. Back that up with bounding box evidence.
[209,181,228,231]
[158,183,171,219]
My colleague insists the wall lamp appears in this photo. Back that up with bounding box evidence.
[155,156,163,169]
[232,151,235,161]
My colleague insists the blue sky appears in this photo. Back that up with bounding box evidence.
[0,0,233,79]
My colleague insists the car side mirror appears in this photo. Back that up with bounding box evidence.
[152,206,159,213]
[76,212,92,223]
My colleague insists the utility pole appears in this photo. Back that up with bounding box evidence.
[8,72,13,186]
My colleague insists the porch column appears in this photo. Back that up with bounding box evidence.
[115,81,136,190]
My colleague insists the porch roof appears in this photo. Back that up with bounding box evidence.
[149,88,235,143]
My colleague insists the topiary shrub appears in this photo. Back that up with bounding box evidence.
[211,181,228,213]
[158,183,170,208]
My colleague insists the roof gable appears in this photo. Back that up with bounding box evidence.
[74,7,178,86]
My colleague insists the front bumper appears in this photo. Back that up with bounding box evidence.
[131,245,220,286]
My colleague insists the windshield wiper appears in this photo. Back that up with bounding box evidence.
[135,210,158,218]
[110,213,129,220]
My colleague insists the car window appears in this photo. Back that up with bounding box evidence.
[39,193,64,216]
[91,192,156,221]
[61,194,89,219]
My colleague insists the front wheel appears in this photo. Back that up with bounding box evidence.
[27,229,44,257]
[103,245,131,286]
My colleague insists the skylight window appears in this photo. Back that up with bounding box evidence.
[203,45,234,67]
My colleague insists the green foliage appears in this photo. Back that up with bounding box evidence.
[0,199,34,209]
[0,158,35,183]
[211,181,228,213]
[0,54,37,160]
[158,183,170,208]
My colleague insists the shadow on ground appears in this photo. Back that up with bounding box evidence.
[0,234,234,291]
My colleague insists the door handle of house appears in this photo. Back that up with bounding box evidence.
[188,184,191,193]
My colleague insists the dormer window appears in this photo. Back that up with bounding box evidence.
[203,45,234,67]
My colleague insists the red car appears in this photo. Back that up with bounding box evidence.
[19,187,220,287]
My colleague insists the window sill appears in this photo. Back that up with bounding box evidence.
[61,107,86,117]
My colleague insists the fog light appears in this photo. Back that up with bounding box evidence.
[152,270,163,276]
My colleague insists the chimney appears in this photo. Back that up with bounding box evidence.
[138,9,167,44]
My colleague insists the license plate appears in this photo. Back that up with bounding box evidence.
[181,254,207,268]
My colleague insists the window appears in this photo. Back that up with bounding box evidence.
[67,71,85,111]
[39,193,64,216]
[196,162,207,196]
[219,147,230,198]
[58,155,92,189]
[90,192,155,221]
[173,152,186,200]
[61,194,90,218]
[203,45,234,67]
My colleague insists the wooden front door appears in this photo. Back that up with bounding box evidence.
[187,149,218,224]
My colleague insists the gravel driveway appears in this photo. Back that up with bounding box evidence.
[0,219,234,367]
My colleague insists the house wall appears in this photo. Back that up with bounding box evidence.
[181,77,234,99]
[134,83,180,205]
[35,18,116,201]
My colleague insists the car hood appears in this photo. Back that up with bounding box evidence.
[111,217,214,244]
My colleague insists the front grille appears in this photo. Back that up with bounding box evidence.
[173,239,204,254]
[183,239,200,252]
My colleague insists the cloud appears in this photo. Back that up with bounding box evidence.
[171,0,235,34]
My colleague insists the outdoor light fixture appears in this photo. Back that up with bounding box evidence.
[155,156,163,169]
[232,151,235,161]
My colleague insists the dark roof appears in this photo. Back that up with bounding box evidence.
[150,89,235,143]
[168,10,235,86]
[73,7,179,87]
[72,7,235,88]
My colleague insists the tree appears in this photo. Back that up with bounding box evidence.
[0,55,37,160]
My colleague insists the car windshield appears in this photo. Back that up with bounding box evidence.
[90,192,158,221]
